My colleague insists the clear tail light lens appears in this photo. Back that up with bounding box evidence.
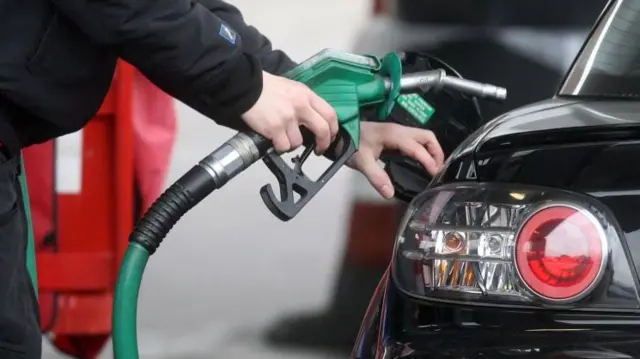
[392,183,639,308]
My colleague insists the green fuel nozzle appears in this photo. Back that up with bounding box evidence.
[258,49,506,221]
[125,50,507,234]
[280,50,506,151]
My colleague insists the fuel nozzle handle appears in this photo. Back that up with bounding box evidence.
[386,69,507,101]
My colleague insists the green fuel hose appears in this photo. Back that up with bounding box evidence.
[19,155,39,299]
[113,243,149,359]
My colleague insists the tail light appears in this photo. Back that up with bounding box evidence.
[392,183,640,309]
[515,204,605,302]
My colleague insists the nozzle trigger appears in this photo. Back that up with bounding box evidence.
[260,131,356,221]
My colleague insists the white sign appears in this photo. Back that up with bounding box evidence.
[55,130,83,194]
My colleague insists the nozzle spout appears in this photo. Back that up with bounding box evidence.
[441,76,507,101]
[385,69,507,102]
[398,69,447,92]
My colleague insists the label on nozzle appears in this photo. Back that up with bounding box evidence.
[396,94,435,125]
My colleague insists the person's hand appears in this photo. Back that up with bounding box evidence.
[347,122,445,199]
[242,71,339,154]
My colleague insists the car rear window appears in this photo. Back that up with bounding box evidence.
[559,0,640,99]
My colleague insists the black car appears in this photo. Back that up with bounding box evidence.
[353,0,640,358]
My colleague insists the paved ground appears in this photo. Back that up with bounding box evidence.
[43,0,369,358]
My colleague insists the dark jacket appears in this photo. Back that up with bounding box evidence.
[0,0,296,156]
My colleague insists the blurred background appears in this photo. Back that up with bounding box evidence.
[27,0,606,358]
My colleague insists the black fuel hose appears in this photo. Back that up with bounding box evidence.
[131,131,271,254]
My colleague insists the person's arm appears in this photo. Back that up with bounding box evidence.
[198,0,298,75]
[52,0,265,129]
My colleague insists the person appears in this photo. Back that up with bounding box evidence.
[0,0,445,358]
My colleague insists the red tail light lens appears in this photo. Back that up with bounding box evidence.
[392,183,640,310]
[515,205,606,302]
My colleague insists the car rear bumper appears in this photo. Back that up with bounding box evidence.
[353,270,640,359]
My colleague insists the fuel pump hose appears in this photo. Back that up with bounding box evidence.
[113,131,270,359]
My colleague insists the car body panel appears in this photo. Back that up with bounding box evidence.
[478,100,640,148]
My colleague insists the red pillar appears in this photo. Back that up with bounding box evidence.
[24,61,136,359]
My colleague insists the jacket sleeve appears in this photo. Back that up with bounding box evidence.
[52,0,266,129]
[198,0,298,75]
